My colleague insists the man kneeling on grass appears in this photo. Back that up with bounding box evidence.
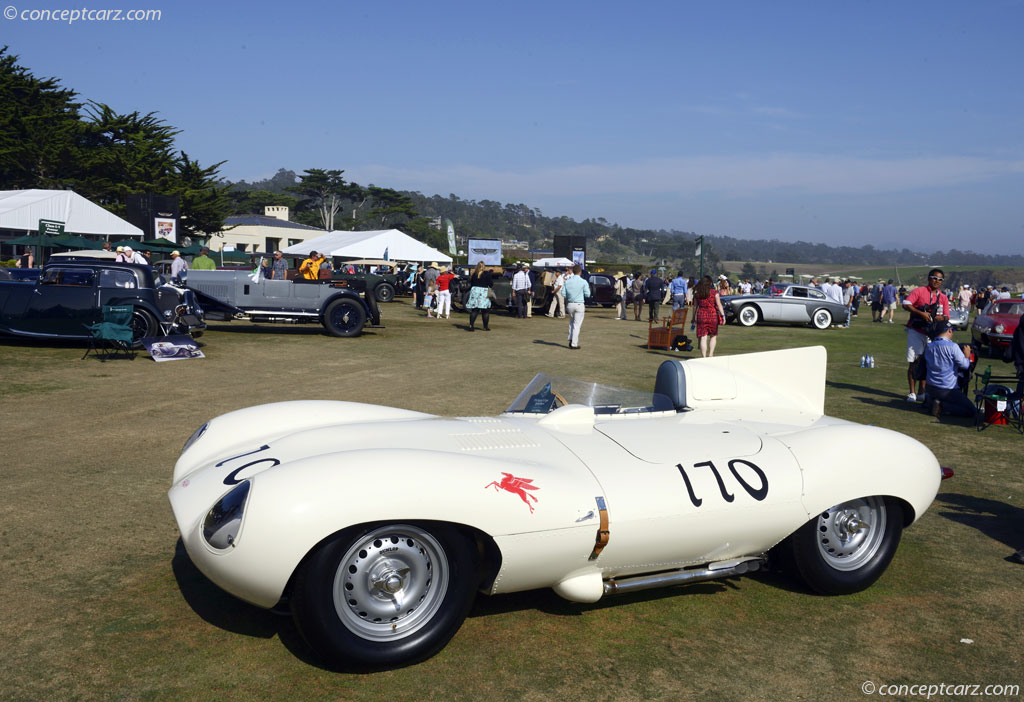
[923,321,976,420]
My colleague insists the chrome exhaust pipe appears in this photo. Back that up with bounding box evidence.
[603,558,764,596]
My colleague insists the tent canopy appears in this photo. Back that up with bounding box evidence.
[282,229,451,263]
[0,189,143,237]
[532,257,574,268]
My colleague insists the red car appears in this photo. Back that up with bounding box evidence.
[971,299,1023,356]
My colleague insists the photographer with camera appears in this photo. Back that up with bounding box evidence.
[903,268,950,403]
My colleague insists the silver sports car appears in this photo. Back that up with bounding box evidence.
[723,284,850,329]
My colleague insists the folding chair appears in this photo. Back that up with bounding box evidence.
[972,366,1023,433]
[648,308,688,350]
[82,305,136,362]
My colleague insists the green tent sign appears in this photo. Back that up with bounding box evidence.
[39,219,65,236]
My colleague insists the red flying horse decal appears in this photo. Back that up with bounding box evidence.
[485,473,540,513]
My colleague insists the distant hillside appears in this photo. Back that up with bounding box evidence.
[227,169,1024,270]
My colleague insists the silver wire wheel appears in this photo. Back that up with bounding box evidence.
[814,497,886,572]
[332,524,449,641]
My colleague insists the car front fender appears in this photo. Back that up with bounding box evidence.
[172,447,602,608]
[775,422,941,525]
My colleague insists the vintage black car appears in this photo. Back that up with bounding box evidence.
[0,260,206,346]
[331,270,398,303]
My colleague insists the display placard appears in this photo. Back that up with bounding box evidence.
[468,238,502,266]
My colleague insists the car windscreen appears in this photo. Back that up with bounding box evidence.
[505,373,674,415]
[989,302,1023,316]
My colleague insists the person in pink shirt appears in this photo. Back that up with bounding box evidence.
[902,268,951,403]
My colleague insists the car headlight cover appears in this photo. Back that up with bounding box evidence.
[203,480,251,550]
[183,422,208,452]
[994,324,1005,334]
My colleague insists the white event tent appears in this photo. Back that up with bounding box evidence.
[0,189,143,237]
[282,229,451,264]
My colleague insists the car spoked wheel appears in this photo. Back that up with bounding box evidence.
[811,308,833,329]
[322,298,367,337]
[815,497,885,571]
[129,308,158,348]
[790,496,902,595]
[291,522,477,669]
[334,526,448,641]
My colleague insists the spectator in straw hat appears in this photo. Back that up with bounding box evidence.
[170,250,189,282]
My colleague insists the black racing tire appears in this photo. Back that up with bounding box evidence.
[375,283,396,303]
[130,308,159,348]
[789,496,903,595]
[737,304,760,327]
[322,298,367,337]
[811,308,833,330]
[290,522,478,670]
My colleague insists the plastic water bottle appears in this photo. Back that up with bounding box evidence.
[860,354,866,367]
[869,355,875,368]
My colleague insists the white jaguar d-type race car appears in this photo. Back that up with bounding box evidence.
[169,346,947,669]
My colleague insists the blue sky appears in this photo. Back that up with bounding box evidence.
[3,0,1022,253]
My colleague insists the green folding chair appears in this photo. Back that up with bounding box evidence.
[82,305,136,361]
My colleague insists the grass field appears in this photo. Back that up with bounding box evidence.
[2,298,1022,701]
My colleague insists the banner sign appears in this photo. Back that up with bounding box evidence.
[446,219,456,254]
[468,238,502,266]
[38,219,65,236]
[155,217,177,243]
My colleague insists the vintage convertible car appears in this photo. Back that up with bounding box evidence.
[971,299,1023,356]
[186,270,382,337]
[169,346,945,669]
[0,260,205,345]
[723,284,849,329]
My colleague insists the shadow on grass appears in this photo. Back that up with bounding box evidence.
[171,539,325,669]
[848,395,977,425]
[207,324,383,337]
[826,380,894,398]
[466,572,805,621]
[935,493,1024,554]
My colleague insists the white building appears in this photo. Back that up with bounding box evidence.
[206,206,325,253]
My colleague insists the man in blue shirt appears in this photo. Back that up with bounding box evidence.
[670,271,688,311]
[562,264,591,349]
[882,279,898,323]
[923,322,975,419]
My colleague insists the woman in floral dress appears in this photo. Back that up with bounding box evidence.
[693,275,726,358]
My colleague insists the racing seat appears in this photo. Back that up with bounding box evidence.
[82,305,135,362]
[654,360,688,410]
[648,308,688,350]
